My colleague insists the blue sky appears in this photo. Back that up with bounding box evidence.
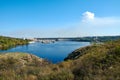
[0,0,120,38]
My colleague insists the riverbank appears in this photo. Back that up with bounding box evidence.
[0,36,29,50]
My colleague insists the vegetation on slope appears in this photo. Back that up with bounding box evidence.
[0,40,120,80]
[64,40,120,80]
[0,53,50,80]
[71,36,120,42]
[0,36,29,50]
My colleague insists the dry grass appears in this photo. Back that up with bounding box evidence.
[0,40,120,80]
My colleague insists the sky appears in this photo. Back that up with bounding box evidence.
[0,0,120,38]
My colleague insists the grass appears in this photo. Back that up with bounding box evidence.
[0,39,120,80]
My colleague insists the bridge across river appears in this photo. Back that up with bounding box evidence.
[34,38,80,41]
[33,37,93,43]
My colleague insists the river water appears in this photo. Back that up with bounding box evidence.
[0,41,90,63]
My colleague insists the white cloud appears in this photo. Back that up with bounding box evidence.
[82,11,95,21]
[81,11,120,26]
[92,17,120,26]
[77,11,120,36]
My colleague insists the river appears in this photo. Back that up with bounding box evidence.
[0,41,90,63]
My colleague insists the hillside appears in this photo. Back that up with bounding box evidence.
[0,36,29,50]
[64,40,120,80]
[0,53,50,80]
[71,36,120,42]
[0,40,120,80]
